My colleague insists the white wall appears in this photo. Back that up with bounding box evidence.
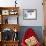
[0,0,44,26]
[0,0,15,7]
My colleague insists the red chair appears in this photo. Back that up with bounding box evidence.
[21,28,41,46]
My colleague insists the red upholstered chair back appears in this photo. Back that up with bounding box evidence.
[21,28,41,46]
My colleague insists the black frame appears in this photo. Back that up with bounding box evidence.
[23,9,37,20]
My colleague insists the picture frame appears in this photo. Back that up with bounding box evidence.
[0,32,1,41]
[2,10,9,15]
[0,15,1,24]
[8,16,18,24]
[23,9,37,20]
[2,28,13,41]
[9,10,18,15]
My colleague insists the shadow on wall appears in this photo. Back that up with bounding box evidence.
[18,26,43,44]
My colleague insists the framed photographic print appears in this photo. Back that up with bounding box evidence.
[0,32,1,41]
[0,15,1,24]
[8,16,18,24]
[9,10,18,15]
[2,28,13,41]
[23,9,37,20]
[2,10,9,15]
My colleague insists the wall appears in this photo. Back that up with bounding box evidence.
[0,0,44,26]
[0,0,15,7]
